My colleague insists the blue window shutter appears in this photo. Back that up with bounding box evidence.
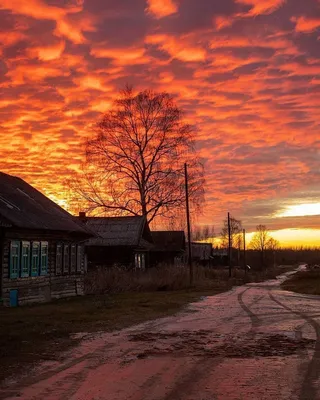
[31,242,40,277]
[21,242,30,277]
[10,241,20,279]
[40,242,48,275]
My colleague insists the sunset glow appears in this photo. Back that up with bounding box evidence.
[0,0,319,246]
[277,203,320,218]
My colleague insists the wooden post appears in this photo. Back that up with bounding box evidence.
[243,228,246,275]
[228,212,232,278]
[184,163,193,285]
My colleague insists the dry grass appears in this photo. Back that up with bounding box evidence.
[84,264,296,294]
[281,269,320,295]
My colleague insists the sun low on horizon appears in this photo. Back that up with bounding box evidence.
[0,0,319,247]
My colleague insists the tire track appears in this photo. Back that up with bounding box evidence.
[237,288,261,334]
[269,292,320,400]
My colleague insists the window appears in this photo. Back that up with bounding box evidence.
[135,253,145,269]
[56,244,62,275]
[70,244,76,273]
[76,245,82,273]
[40,242,48,275]
[31,242,40,277]
[21,241,30,277]
[9,241,20,278]
[63,244,69,273]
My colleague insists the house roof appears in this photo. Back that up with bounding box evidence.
[151,231,186,252]
[191,242,212,260]
[81,216,153,248]
[0,172,90,235]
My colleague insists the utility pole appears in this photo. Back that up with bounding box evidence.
[184,163,193,285]
[243,228,247,276]
[228,212,232,278]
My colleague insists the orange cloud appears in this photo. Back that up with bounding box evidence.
[236,0,286,15]
[146,34,206,62]
[0,0,319,241]
[292,16,320,33]
[91,46,148,65]
[29,41,65,61]
[146,0,178,18]
[0,0,94,44]
[214,16,234,31]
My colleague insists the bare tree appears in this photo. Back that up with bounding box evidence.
[267,237,280,251]
[70,87,204,223]
[267,237,280,268]
[250,225,273,268]
[192,225,215,243]
[220,216,242,248]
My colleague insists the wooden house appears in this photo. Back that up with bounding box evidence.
[212,248,228,266]
[150,231,186,266]
[0,172,93,307]
[191,242,213,266]
[78,215,153,269]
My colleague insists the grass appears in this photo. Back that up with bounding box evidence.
[0,264,295,384]
[281,268,320,296]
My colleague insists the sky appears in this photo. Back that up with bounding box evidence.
[0,0,319,246]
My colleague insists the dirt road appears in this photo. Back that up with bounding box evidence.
[2,265,320,400]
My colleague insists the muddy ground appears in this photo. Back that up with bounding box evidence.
[1,265,320,400]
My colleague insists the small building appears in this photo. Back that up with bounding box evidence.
[78,215,153,269]
[0,172,93,307]
[212,247,228,266]
[191,242,213,266]
[150,231,186,266]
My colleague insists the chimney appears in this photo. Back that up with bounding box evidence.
[79,211,86,219]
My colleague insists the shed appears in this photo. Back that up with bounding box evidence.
[0,172,93,306]
[191,242,213,266]
[78,215,153,269]
[150,231,186,266]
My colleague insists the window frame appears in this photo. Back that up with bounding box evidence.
[21,241,30,278]
[76,245,82,273]
[56,243,63,275]
[40,241,48,276]
[63,244,70,274]
[9,241,20,279]
[70,244,76,274]
[31,241,40,277]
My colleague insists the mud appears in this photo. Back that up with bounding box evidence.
[131,331,315,360]
[2,264,320,400]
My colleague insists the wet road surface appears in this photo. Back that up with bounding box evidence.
[2,265,320,400]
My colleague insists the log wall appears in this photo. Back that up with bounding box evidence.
[1,233,86,306]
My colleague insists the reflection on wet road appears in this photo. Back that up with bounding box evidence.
[2,265,320,400]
